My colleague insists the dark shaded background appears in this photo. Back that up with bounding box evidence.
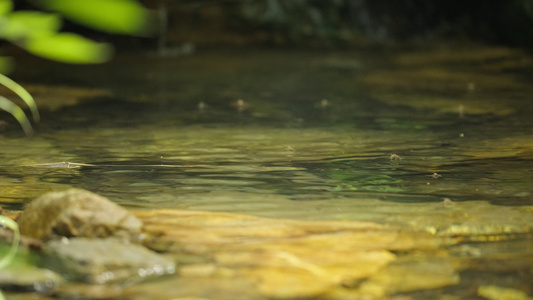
[14,0,533,50]
[135,0,533,48]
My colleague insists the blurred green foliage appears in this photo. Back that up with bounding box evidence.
[32,0,156,36]
[0,0,155,66]
[0,73,39,135]
[0,0,154,135]
[0,215,20,299]
[0,215,19,269]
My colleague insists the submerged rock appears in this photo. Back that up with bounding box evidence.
[42,238,176,284]
[0,267,63,295]
[478,285,533,300]
[0,253,63,295]
[17,189,142,241]
[54,283,124,300]
[137,209,458,299]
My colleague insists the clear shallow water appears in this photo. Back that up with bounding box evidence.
[1,46,533,298]
[2,47,533,213]
[3,120,532,211]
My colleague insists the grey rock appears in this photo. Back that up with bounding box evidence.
[42,238,176,284]
[17,189,142,241]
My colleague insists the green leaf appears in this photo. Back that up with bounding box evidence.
[23,33,113,64]
[0,0,12,16]
[0,95,33,136]
[0,215,20,269]
[37,0,155,36]
[0,11,61,40]
[0,73,39,122]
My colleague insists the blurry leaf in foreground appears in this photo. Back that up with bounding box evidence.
[23,33,113,64]
[0,11,61,40]
[0,215,20,269]
[37,0,156,36]
[0,73,39,122]
[0,95,33,135]
[0,0,12,16]
[0,215,20,300]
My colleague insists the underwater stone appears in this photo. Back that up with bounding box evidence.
[54,283,124,300]
[42,237,176,284]
[0,263,63,294]
[17,188,142,241]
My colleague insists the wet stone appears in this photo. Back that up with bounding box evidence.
[0,227,43,250]
[0,261,63,294]
[16,189,142,241]
[41,237,176,284]
[54,282,125,300]
[137,209,458,299]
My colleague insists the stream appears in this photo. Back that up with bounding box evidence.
[1,45,533,299]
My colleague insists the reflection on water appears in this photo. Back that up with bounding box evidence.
[1,46,533,298]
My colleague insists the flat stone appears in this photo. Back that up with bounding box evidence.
[478,285,533,300]
[136,209,458,299]
[16,189,142,241]
[0,258,63,294]
[54,282,125,300]
[41,237,176,284]
[358,256,460,298]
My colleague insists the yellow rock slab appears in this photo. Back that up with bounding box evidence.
[136,209,458,299]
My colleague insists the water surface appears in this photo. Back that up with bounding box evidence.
[1,46,533,299]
